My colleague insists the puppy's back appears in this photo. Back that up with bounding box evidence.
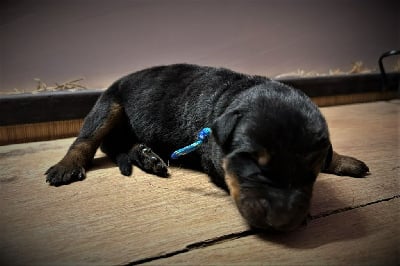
[111,64,267,152]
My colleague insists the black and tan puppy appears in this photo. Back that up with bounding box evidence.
[45,64,369,231]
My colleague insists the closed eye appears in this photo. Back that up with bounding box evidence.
[241,173,275,188]
[259,166,317,188]
[251,166,288,188]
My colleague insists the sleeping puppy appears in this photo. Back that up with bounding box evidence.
[45,64,369,231]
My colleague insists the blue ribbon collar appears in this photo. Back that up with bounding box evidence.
[170,128,212,159]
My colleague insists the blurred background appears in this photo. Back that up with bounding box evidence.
[1,0,399,93]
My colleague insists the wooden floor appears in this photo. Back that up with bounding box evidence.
[0,101,399,266]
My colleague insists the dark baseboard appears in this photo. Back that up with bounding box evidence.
[1,73,398,127]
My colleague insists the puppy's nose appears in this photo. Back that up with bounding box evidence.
[265,202,309,231]
[239,197,307,231]
[266,213,300,231]
[238,197,270,229]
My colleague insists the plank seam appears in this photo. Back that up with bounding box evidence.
[122,194,400,265]
[310,194,400,220]
[122,231,255,266]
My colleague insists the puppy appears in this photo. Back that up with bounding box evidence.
[45,64,369,231]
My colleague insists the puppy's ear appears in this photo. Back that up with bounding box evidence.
[212,110,241,147]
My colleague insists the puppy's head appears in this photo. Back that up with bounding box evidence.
[212,87,330,231]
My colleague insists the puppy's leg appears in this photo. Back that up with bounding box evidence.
[98,110,168,177]
[45,92,123,186]
[103,145,168,177]
[127,144,169,177]
[100,117,135,176]
[100,124,168,177]
[323,146,369,178]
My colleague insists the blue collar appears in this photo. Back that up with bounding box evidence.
[170,128,212,159]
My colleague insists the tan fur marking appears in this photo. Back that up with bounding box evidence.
[61,102,123,167]
[91,102,123,143]
[257,149,270,166]
[222,159,241,204]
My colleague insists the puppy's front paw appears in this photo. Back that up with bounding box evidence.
[45,163,86,186]
[331,155,370,178]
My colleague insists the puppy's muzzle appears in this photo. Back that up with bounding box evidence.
[223,159,312,231]
[238,186,311,231]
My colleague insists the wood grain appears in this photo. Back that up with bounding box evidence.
[0,119,83,145]
[0,101,398,265]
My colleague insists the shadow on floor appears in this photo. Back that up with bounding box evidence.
[90,156,115,171]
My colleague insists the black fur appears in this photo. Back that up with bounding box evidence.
[45,64,369,231]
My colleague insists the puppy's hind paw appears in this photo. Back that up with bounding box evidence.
[45,163,86,186]
[129,144,169,178]
[331,155,370,178]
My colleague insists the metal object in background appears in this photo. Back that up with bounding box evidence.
[379,50,400,91]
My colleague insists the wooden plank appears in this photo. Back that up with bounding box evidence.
[311,101,399,215]
[0,119,83,145]
[0,101,398,265]
[147,198,399,265]
[0,139,247,265]
[311,91,398,107]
